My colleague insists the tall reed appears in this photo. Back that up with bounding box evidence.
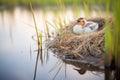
[44,19,51,38]
[29,1,43,80]
[82,0,90,17]
[105,0,120,79]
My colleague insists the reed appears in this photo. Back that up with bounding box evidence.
[113,1,120,67]
[105,0,113,65]
[44,19,51,38]
[105,0,120,79]
[39,32,43,65]
[58,16,64,29]
[55,0,67,31]
[29,1,43,80]
[29,2,40,45]
[45,18,67,35]
[82,0,90,17]
[111,2,120,78]
[46,20,59,32]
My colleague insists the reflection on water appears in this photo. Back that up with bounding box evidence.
[0,7,104,80]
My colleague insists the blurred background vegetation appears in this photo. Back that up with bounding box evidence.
[0,0,113,7]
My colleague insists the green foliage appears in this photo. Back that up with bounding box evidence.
[112,1,120,66]
[105,20,113,54]
[105,0,120,67]
[39,32,42,49]
[0,0,113,6]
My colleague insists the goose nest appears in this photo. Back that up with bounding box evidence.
[48,17,113,67]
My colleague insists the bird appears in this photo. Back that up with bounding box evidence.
[73,18,85,35]
[73,18,99,35]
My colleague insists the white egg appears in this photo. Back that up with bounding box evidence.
[83,27,93,34]
[73,25,84,35]
[73,22,99,35]
[83,23,99,34]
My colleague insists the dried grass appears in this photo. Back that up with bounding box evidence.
[48,17,113,59]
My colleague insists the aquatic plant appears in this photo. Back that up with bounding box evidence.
[29,1,43,80]
[105,0,120,79]
[44,18,51,38]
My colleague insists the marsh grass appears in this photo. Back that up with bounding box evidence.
[29,2,40,45]
[104,0,120,79]
[29,1,43,80]
[39,32,43,64]
[46,20,59,32]
[44,15,67,37]
[58,16,64,29]
[82,0,90,17]
[44,18,51,38]
[44,48,49,64]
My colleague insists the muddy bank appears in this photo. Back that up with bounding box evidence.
[48,17,113,68]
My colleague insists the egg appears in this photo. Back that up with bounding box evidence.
[73,25,84,35]
[73,18,99,35]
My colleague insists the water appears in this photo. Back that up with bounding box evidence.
[0,7,104,80]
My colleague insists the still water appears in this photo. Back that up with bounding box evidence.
[0,7,104,80]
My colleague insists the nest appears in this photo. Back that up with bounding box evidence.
[48,17,113,59]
